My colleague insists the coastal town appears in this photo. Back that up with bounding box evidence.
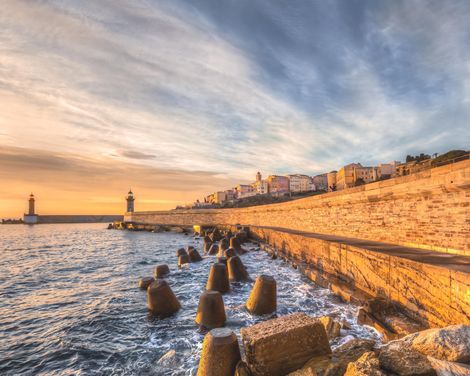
[195,149,468,208]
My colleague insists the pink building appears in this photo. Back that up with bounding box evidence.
[267,175,289,196]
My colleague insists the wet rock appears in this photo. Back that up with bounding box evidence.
[197,328,241,376]
[241,313,331,376]
[139,277,155,290]
[290,338,376,376]
[156,349,178,367]
[246,275,276,315]
[318,316,341,340]
[188,248,203,262]
[344,351,387,376]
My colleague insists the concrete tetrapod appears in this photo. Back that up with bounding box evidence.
[139,277,155,290]
[229,236,243,254]
[224,248,236,259]
[203,236,212,254]
[154,264,170,279]
[207,243,219,256]
[228,256,250,282]
[176,248,187,257]
[197,328,241,376]
[206,263,230,294]
[217,256,228,266]
[218,237,230,256]
[147,279,181,317]
[246,275,277,315]
[188,248,203,262]
[178,253,190,268]
[195,290,226,329]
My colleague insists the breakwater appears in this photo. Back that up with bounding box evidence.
[125,159,470,329]
[37,215,123,224]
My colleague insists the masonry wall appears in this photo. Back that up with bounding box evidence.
[38,215,123,224]
[130,160,470,255]
[248,226,470,328]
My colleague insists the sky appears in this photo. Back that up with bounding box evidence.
[1,0,469,217]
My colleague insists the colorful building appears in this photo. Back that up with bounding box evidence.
[267,175,290,196]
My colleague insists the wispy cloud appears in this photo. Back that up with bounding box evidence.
[0,0,469,215]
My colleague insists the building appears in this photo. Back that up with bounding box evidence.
[327,171,337,192]
[126,190,135,213]
[253,172,268,194]
[395,159,432,177]
[288,174,314,193]
[206,191,227,205]
[235,184,256,199]
[377,163,396,178]
[23,193,38,224]
[352,166,378,185]
[336,163,362,190]
[267,175,289,196]
[312,174,328,191]
[224,189,236,202]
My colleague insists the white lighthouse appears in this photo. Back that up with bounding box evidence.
[24,193,38,224]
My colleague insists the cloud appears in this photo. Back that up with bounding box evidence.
[0,0,469,215]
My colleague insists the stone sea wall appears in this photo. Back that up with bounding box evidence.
[129,159,470,255]
[38,215,123,224]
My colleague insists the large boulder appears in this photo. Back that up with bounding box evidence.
[289,338,376,376]
[241,313,331,376]
[378,325,470,375]
[427,356,470,376]
[344,351,387,376]
[318,316,341,340]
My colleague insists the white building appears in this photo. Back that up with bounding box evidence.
[287,174,314,193]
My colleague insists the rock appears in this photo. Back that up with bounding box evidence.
[379,340,435,375]
[290,338,376,376]
[241,313,331,376]
[138,277,155,290]
[235,360,252,376]
[318,316,341,340]
[344,351,387,376]
[403,325,470,363]
[378,325,470,376]
[427,356,470,376]
[156,349,178,367]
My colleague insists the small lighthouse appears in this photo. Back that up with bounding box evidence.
[126,189,135,213]
[24,193,39,224]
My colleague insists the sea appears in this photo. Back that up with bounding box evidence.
[0,223,378,375]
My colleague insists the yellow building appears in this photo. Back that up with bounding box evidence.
[336,163,362,190]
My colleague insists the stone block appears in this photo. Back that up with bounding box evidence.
[241,313,331,376]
